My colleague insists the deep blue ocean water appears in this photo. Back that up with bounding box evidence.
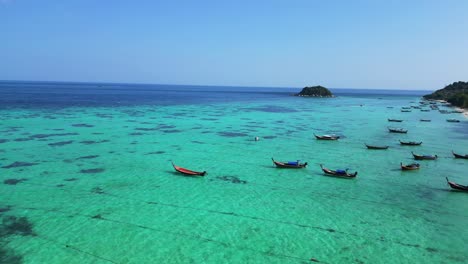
[0,81,430,108]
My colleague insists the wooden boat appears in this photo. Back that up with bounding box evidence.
[399,140,422,146]
[400,162,420,170]
[272,158,307,168]
[388,119,403,122]
[420,119,431,122]
[401,109,412,112]
[314,134,340,140]
[171,162,206,176]
[388,127,407,133]
[452,151,468,159]
[420,109,430,112]
[446,177,468,192]
[365,144,389,150]
[446,118,460,123]
[319,164,357,178]
[411,152,438,160]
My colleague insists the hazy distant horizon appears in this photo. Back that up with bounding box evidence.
[0,79,436,92]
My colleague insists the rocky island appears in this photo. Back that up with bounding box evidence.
[295,86,334,97]
[423,81,468,109]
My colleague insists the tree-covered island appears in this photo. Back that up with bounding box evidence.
[423,81,468,108]
[295,86,334,97]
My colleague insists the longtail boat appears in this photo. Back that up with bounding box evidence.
[314,134,340,140]
[447,119,460,123]
[399,140,422,146]
[420,119,431,122]
[411,152,438,160]
[400,162,420,170]
[452,151,468,159]
[446,177,468,192]
[365,144,389,150]
[388,119,403,122]
[388,127,407,133]
[271,158,307,168]
[319,164,357,178]
[171,162,206,176]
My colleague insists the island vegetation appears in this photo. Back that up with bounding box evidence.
[295,86,333,97]
[423,81,468,108]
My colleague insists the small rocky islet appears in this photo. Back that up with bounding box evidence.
[295,85,334,97]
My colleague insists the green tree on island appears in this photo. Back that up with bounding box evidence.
[424,81,468,108]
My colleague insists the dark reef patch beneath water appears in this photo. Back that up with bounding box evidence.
[76,155,99,160]
[145,151,165,155]
[214,176,247,184]
[3,178,28,185]
[79,140,109,145]
[72,123,94,128]
[1,161,38,169]
[80,168,105,174]
[218,132,248,138]
[48,140,74,147]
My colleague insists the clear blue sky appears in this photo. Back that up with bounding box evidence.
[1,0,467,90]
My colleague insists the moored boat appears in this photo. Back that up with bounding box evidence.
[447,118,460,123]
[388,127,407,133]
[314,134,340,140]
[319,164,357,178]
[400,162,420,170]
[452,151,468,159]
[388,118,403,122]
[365,144,389,150]
[171,162,206,176]
[272,158,307,168]
[420,119,431,122]
[446,177,468,192]
[399,140,422,146]
[411,152,437,160]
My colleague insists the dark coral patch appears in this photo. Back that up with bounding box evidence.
[216,176,247,184]
[1,216,35,236]
[2,161,38,169]
[56,184,65,188]
[161,129,181,133]
[145,151,165,155]
[0,139,8,144]
[48,140,73,147]
[218,132,248,138]
[135,127,158,131]
[72,123,94,128]
[129,132,145,136]
[80,168,105,174]
[30,133,79,139]
[77,155,99,160]
[13,138,32,142]
[158,124,176,129]
[91,187,105,194]
[3,179,28,185]
[64,178,79,181]
[0,206,12,213]
[79,140,109,145]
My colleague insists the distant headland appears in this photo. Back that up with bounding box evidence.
[423,81,468,109]
[295,86,334,97]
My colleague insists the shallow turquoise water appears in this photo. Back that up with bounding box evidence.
[1,93,467,263]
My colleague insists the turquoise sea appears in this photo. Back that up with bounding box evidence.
[1,81,467,264]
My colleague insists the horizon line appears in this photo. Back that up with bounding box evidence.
[0,79,435,92]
